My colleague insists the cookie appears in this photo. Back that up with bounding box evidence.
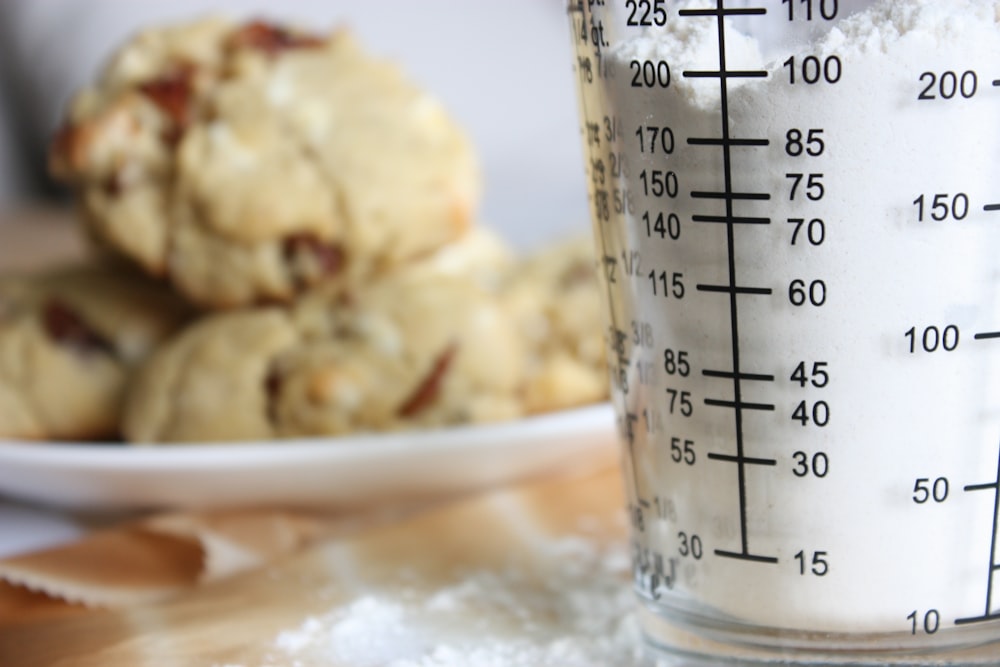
[50,18,480,309]
[0,262,193,440]
[388,224,514,293]
[502,235,609,413]
[123,272,525,443]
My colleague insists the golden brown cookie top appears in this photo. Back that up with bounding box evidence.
[123,270,524,444]
[0,262,194,440]
[50,17,481,309]
[501,235,608,413]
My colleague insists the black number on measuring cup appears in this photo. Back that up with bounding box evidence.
[649,270,685,298]
[640,170,679,198]
[913,193,969,222]
[635,125,675,154]
[790,361,829,387]
[785,128,825,157]
[783,55,842,85]
[786,173,825,201]
[783,0,838,21]
[792,400,830,427]
[912,477,950,504]
[918,70,978,100]
[677,532,703,559]
[643,211,681,240]
[666,388,693,417]
[670,437,696,465]
[663,348,691,377]
[630,59,671,88]
[904,325,960,353]
[794,550,830,575]
[786,218,826,246]
[907,609,941,635]
[626,0,668,27]
[792,451,829,477]
[788,279,826,307]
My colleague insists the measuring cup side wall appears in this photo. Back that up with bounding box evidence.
[566,0,1000,659]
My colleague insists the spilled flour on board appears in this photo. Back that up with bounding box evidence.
[227,536,644,667]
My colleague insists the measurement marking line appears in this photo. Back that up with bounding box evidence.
[985,204,1000,212]
[691,190,771,201]
[697,284,773,295]
[962,439,1000,621]
[974,332,1000,340]
[707,453,777,466]
[693,214,771,225]
[702,369,775,382]
[683,70,768,80]
[710,0,756,563]
[984,444,1000,622]
[705,398,775,411]
[687,137,770,147]
[569,3,643,513]
[714,550,779,564]
[679,7,767,17]
[956,612,1000,626]
[966,482,999,491]
[681,0,771,566]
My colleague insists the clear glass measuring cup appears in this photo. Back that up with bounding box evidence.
[566,0,1000,663]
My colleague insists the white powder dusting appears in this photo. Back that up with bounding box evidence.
[257,537,642,667]
[273,597,426,666]
[582,0,1000,640]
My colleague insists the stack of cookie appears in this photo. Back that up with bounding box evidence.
[1,18,607,444]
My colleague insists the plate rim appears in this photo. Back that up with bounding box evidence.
[0,402,617,469]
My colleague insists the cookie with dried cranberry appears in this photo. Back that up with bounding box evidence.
[502,235,608,413]
[0,263,193,440]
[50,18,480,309]
[123,272,524,443]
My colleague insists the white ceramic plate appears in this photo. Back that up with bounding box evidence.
[0,404,618,512]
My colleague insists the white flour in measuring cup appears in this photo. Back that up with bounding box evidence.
[596,0,1000,639]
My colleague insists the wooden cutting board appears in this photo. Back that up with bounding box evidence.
[0,466,638,667]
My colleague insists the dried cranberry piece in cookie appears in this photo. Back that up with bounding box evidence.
[48,119,102,178]
[138,65,195,146]
[263,365,284,425]
[398,344,458,418]
[282,234,345,290]
[227,21,325,55]
[560,255,598,288]
[102,171,124,197]
[42,299,115,357]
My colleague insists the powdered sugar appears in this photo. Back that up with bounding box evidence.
[255,537,642,667]
[273,597,427,666]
